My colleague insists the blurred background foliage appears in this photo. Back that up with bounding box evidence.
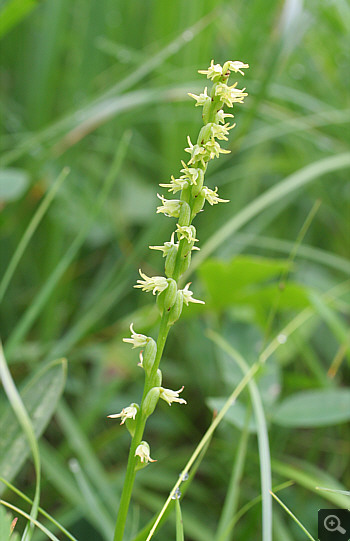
[0,0,350,540]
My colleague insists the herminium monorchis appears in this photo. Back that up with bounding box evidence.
[110,59,249,541]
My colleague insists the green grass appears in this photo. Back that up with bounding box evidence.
[1,0,349,540]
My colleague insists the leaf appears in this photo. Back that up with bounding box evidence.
[0,358,67,495]
[199,256,290,308]
[0,169,29,202]
[272,388,350,427]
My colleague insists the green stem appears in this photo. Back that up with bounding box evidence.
[113,312,170,541]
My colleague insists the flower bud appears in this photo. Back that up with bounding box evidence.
[142,387,160,418]
[164,278,177,310]
[178,201,191,227]
[165,244,178,278]
[142,338,157,375]
[168,290,184,325]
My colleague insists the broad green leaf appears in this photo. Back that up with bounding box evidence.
[0,359,67,495]
[199,256,290,308]
[272,389,350,427]
[0,169,29,201]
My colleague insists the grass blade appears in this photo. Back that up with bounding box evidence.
[4,131,130,359]
[270,491,316,541]
[208,331,272,541]
[0,500,60,541]
[0,167,69,303]
[0,343,41,541]
[0,476,78,541]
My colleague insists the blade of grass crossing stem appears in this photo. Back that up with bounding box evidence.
[270,491,316,541]
[215,408,251,541]
[0,344,40,541]
[0,500,60,541]
[145,363,260,541]
[175,499,184,541]
[4,131,131,359]
[131,429,213,541]
[0,476,79,541]
[207,331,272,541]
[186,153,350,280]
[0,167,69,303]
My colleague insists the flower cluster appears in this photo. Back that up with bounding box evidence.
[109,60,248,469]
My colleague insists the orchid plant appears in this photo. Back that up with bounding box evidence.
[110,59,249,541]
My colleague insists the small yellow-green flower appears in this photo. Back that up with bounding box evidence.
[198,59,224,81]
[202,186,229,206]
[215,82,248,107]
[159,386,187,406]
[108,404,138,424]
[156,194,182,217]
[180,282,205,306]
[188,86,211,107]
[135,441,157,463]
[175,224,198,243]
[184,136,208,167]
[123,323,149,348]
[149,232,178,257]
[134,269,168,295]
[159,175,189,194]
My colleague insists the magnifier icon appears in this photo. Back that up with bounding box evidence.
[324,514,346,534]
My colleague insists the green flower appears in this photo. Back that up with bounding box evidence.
[184,136,208,167]
[159,175,189,194]
[123,323,149,348]
[222,60,249,76]
[175,224,198,243]
[134,269,169,295]
[198,59,224,82]
[149,232,178,257]
[180,282,205,306]
[204,139,230,160]
[156,194,182,217]
[108,404,139,424]
[159,386,187,406]
[188,86,211,106]
[135,441,157,463]
[215,82,248,107]
[202,186,229,205]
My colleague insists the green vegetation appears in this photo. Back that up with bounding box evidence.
[1,1,349,540]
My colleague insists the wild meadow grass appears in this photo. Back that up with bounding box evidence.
[1,1,350,540]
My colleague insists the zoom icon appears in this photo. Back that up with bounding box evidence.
[318,509,350,540]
